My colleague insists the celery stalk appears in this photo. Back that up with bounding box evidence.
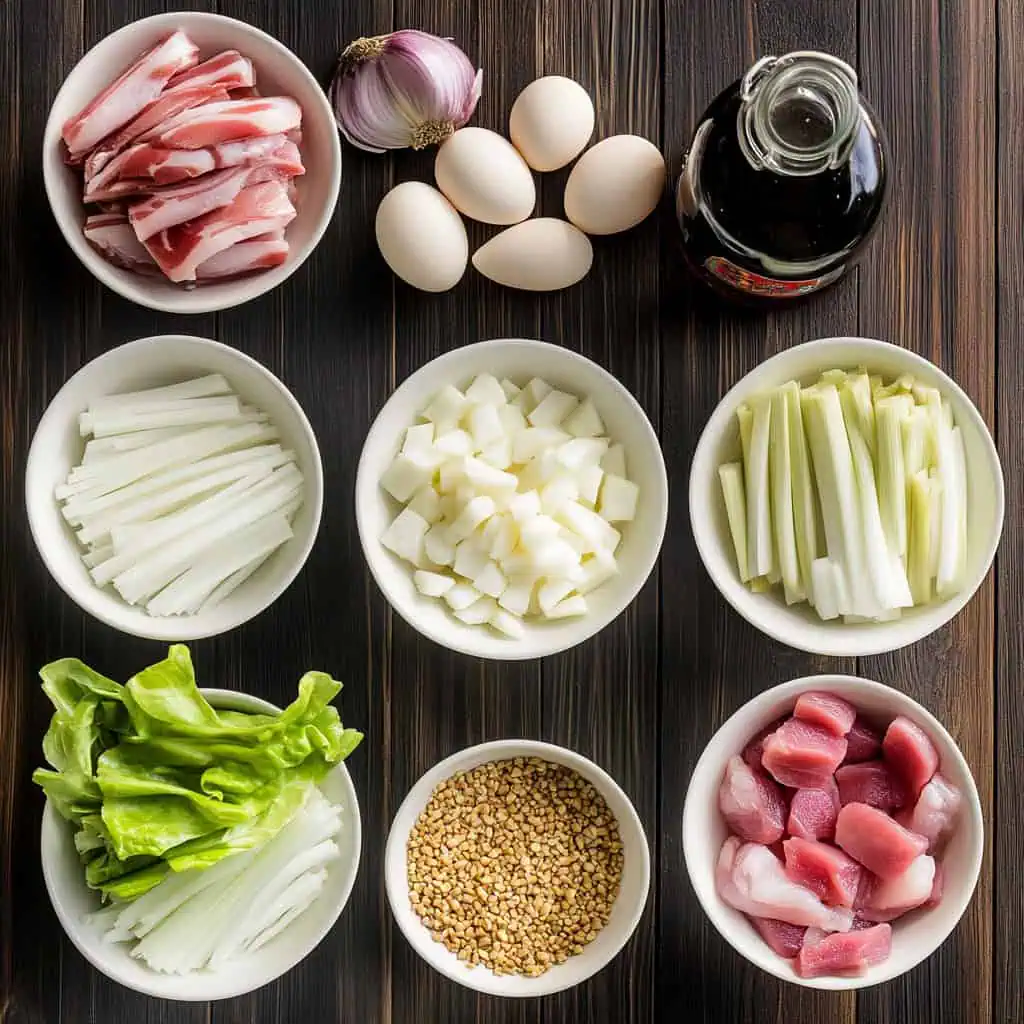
[784,381,820,605]
[718,463,752,583]
[737,403,753,464]
[839,371,876,458]
[875,394,914,558]
[901,405,931,480]
[931,400,966,596]
[928,468,942,580]
[769,388,804,603]
[907,470,935,605]
[810,557,840,620]
[744,396,775,578]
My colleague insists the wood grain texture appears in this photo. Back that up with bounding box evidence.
[0,0,1012,1022]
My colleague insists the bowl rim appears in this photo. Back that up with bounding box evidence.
[383,737,652,997]
[39,686,362,1001]
[24,333,325,641]
[688,335,1005,657]
[355,337,668,661]
[681,673,985,991]
[42,10,342,314]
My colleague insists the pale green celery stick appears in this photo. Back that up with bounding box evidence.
[843,398,913,610]
[928,468,942,580]
[737,403,753,464]
[810,557,840,620]
[819,369,849,386]
[769,387,804,604]
[839,371,876,458]
[951,426,968,588]
[801,383,879,618]
[718,463,751,582]
[930,400,966,596]
[873,374,917,402]
[902,405,931,480]
[784,381,820,604]
[749,576,771,593]
[875,394,914,558]
[907,470,935,605]
[744,396,775,578]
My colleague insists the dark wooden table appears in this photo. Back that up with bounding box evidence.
[0,1,1019,1022]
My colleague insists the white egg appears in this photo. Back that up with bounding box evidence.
[509,76,595,172]
[375,182,467,292]
[435,127,536,225]
[564,134,666,235]
[472,218,592,291]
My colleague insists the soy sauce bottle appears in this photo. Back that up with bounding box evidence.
[676,51,888,301]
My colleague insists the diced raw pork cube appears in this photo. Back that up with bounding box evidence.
[762,718,848,789]
[752,917,806,958]
[882,715,939,796]
[843,717,883,763]
[796,923,892,978]
[858,854,935,923]
[783,837,862,908]
[835,760,908,810]
[895,773,962,853]
[835,802,929,879]
[787,778,841,841]
[794,691,857,736]
[716,838,854,931]
[742,717,786,770]
[718,755,787,844]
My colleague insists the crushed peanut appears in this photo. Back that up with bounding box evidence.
[406,756,624,977]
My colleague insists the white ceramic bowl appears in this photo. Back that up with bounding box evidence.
[25,334,323,640]
[682,674,983,990]
[385,739,650,997]
[43,12,341,313]
[689,336,1003,657]
[355,339,667,660]
[40,687,362,1001]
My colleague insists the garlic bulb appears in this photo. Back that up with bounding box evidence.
[330,30,483,153]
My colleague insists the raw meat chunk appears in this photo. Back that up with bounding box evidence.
[783,837,862,907]
[794,691,857,736]
[752,917,806,958]
[718,755,787,844]
[796,923,892,978]
[787,778,840,841]
[835,802,929,879]
[850,916,877,930]
[835,760,908,810]
[762,718,848,789]
[742,718,787,770]
[843,717,883,763]
[882,715,939,796]
[858,854,935,922]
[716,839,854,931]
[895,773,962,852]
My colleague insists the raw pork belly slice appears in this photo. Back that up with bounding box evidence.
[843,717,883,763]
[761,718,848,789]
[796,923,892,978]
[835,802,928,879]
[742,718,787,770]
[196,239,289,279]
[882,715,939,796]
[752,917,806,958]
[787,777,841,841]
[858,854,935,922]
[83,213,157,271]
[895,773,961,852]
[835,760,908,810]
[166,50,255,92]
[140,96,301,149]
[794,692,857,736]
[84,133,292,201]
[143,179,296,282]
[783,837,862,907]
[83,83,230,180]
[128,144,304,240]
[716,838,854,931]
[718,755,788,844]
[63,31,199,158]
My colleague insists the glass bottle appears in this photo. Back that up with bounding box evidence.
[676,51,888,301]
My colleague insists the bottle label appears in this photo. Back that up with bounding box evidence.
[704,256,844,297]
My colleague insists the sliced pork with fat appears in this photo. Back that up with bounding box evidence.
[83,213,157,272]
[196,239,289,279]
[140,96,302,149]
[718,755,788,845]
[783,837,862,908]
[796,923,892,978]
[166,50,255,92]
[857,854,935,923]
[63,31,199,159]
[895,773,962,852]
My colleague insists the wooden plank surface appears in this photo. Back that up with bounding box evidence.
[0,1,1011,1022]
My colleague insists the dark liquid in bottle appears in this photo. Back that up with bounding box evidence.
[677,80,888,300]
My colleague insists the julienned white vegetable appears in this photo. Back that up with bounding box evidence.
[380,374,638,636]
[718,368,968,623]
[89,786,342,974]
[57,377,304,616]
